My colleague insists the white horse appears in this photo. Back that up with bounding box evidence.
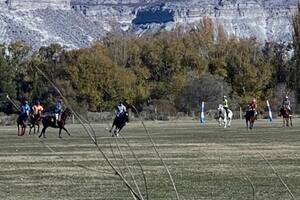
[217,104,233,128]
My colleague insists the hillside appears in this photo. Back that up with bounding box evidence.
[0,0,297,48]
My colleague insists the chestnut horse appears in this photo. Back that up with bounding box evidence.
[38,108,72,138]
[279,108,292,127]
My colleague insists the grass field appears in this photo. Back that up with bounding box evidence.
[0,118,300,200]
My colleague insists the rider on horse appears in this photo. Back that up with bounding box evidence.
[223,96,229,118]
[32,100,44,121]
[19,99,30,122]
[281,96,292,115]
[54,99,63,125]
[109,101,127,133]
[249,98,258,118]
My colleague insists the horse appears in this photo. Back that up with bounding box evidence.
[245,109,256,130]
[38,108,72,138]
[279,107,292,127]
[217,104,233,128]
[17,113,28,136]
[110,112,129,137]
[28,113,42,135]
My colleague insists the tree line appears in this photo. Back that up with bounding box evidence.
[0,16,299,114]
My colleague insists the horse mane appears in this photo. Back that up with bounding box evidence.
[62,107,71,114]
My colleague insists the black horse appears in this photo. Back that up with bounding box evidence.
[110,112,129,137]
[38,108,72,138]
[245,110,256,130]
[17,113,28,136]
[29,113,42,135]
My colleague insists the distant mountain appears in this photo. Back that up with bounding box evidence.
[0,0,297,48]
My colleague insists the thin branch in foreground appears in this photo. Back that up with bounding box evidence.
[258,152,296,200]
[131,105,180,200]
[33,64,143,200]
[114,137,145,200]
[120,135,149,200]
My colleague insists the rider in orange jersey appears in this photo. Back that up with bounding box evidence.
[32,100,44,121]
[32,101,44,116]
[249,98,258,118]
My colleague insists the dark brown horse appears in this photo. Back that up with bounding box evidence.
[38,108,72,138]
[245,110,256,130]
[29,113,42,135]
[17,113,28,136]
[110,112,129,137]
[279,108,292,127]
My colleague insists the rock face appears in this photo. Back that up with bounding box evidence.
[71,0,297,43]
[0,0,297,48]
[9,0,71,10]
[0,1,104,49]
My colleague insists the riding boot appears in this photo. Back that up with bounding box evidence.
[224,108,229,118]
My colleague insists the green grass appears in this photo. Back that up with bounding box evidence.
[0,119,300,200]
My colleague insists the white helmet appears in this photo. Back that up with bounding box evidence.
[223,96,227,99]
[285,96,289,99]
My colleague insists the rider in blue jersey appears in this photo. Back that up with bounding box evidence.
[54,99,63,125]
[19,100,30,123]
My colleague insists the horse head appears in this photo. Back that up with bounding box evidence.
[218,104,223,111]
[218,104,225,115]
[61,107,72,120]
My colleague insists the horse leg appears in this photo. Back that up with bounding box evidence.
[37,124,40,134]
[228,118,231,127]
[218,118,222,127]
[58,128,62,138]
[224,118,227,128]
[113,127,119,137]
[290,117,293,127]
[251,119,255,130]
[248,119,253,130]
[61,127,70,137]
[118,124,126,134]
[21,125,26,136]
[17,124,20,136]
[39,127,47,138]
[28,125,32,135]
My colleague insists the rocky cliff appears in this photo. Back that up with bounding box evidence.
[9,0,71,10]
[0,0,104,48]
[71,0,297,43]
[0,0,297,48]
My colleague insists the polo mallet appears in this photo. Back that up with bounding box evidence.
[6,94,19,110]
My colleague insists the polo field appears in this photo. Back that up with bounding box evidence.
[0,118,299,200]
